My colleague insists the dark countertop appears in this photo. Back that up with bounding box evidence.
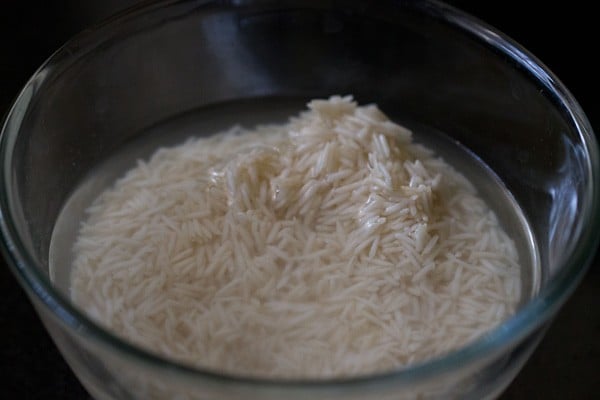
[1,1,598,399]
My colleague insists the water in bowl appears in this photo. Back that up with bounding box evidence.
[49,97,540,307]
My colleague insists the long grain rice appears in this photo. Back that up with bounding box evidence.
[71,95,521,378]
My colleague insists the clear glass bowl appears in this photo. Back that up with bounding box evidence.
[0,1,598,399]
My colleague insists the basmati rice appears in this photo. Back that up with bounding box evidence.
[71,95,520,378]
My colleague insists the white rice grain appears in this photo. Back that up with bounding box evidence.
[71,96,521,379]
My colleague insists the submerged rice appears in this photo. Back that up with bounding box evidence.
[71,96,520,378]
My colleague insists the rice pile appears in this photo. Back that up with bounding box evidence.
[71,95,520,378]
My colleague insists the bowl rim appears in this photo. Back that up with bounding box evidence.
[1,0,599,391]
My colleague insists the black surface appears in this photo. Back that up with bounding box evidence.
[0,1,598,399]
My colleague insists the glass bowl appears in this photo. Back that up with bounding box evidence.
[1,1,598,399]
